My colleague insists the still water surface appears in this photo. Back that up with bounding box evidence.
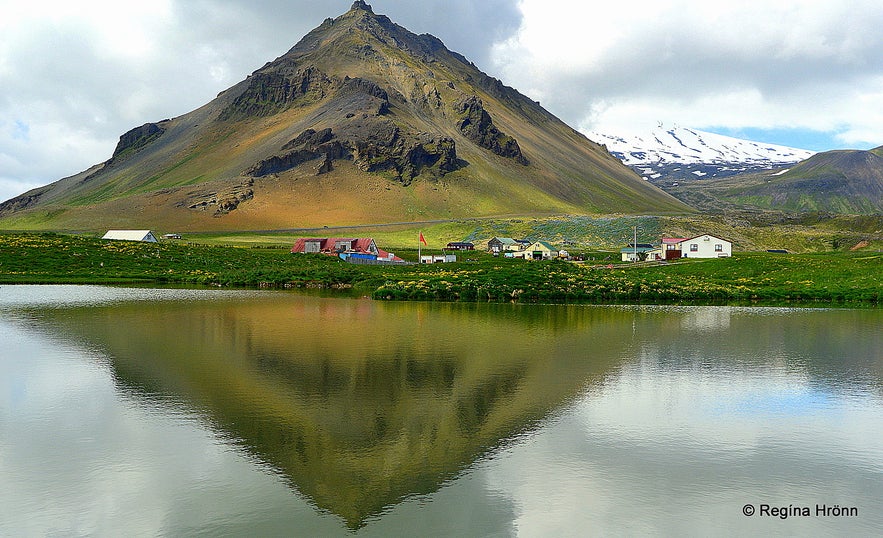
[1,285,881,536]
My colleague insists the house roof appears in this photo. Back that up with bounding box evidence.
[662,237,689,244]
[530,241,557,250]
[102,230,157,242]
[292,238,368,251]
[490,237,518,245]
[621,246,661,253]
[681,234,731,244]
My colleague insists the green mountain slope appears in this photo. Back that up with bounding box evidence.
[0,1,689,231]
[664,145,883,215]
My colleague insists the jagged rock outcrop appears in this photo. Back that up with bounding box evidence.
[455,96,527,164]
[248,125,459,184]
[0,185,51,214]
[219,64,334,120]
[110,122,167,162]
[340,76,389,103]
[247,128,347,177]
[184,178,254,216]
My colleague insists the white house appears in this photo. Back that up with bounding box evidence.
[101,230,158,243]
[679,234,732,258]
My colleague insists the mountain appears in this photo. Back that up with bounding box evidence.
[588,125,815,185]
[710,147,883,214]
[0,2,688,231]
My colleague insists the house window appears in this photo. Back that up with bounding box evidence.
[715,244,723,252]
[690,244,698,252]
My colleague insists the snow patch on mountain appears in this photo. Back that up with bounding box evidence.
[587,125,815,183]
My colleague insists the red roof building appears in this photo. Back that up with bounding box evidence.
[290,238,404,262]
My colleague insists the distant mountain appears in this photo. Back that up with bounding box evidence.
[0,1,688,231]
[716,147,883,214]
[588,125,815,184]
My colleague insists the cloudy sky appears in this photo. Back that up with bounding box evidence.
[2,0,882,202]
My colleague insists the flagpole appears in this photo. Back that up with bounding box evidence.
[634,226,637,263]
[418,230,421,261]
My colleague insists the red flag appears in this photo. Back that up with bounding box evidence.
[419,232,427,245]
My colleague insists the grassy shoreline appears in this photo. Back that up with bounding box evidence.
[1,232,880,307]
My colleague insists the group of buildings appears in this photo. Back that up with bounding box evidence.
[101,230,733,264]
[287,236,572,264]
[484,235,733,262]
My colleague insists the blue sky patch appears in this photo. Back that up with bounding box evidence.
[12,120,30,142]
[701,127,874,153]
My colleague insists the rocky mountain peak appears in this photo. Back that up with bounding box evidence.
[216,2,533,183]
[350,0,373,13]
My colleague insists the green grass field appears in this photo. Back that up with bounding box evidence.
[1,232,879,307]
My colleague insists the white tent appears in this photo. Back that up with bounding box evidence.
[101,230,159,243]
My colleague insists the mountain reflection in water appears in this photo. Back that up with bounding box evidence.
[29,293,632,528]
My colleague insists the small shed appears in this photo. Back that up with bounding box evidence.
[621,243,663,262]
[421,254,457,264]
[102,230,158,243]
[445,242,475,251]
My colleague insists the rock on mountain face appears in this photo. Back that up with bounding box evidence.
[589,125,815,185]
[0,2,688,231]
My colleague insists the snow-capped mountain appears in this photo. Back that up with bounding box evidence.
[588,125,815,183]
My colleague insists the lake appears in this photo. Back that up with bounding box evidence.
[1,285,881,536]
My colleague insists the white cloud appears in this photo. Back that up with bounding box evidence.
[492,0,883,149]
